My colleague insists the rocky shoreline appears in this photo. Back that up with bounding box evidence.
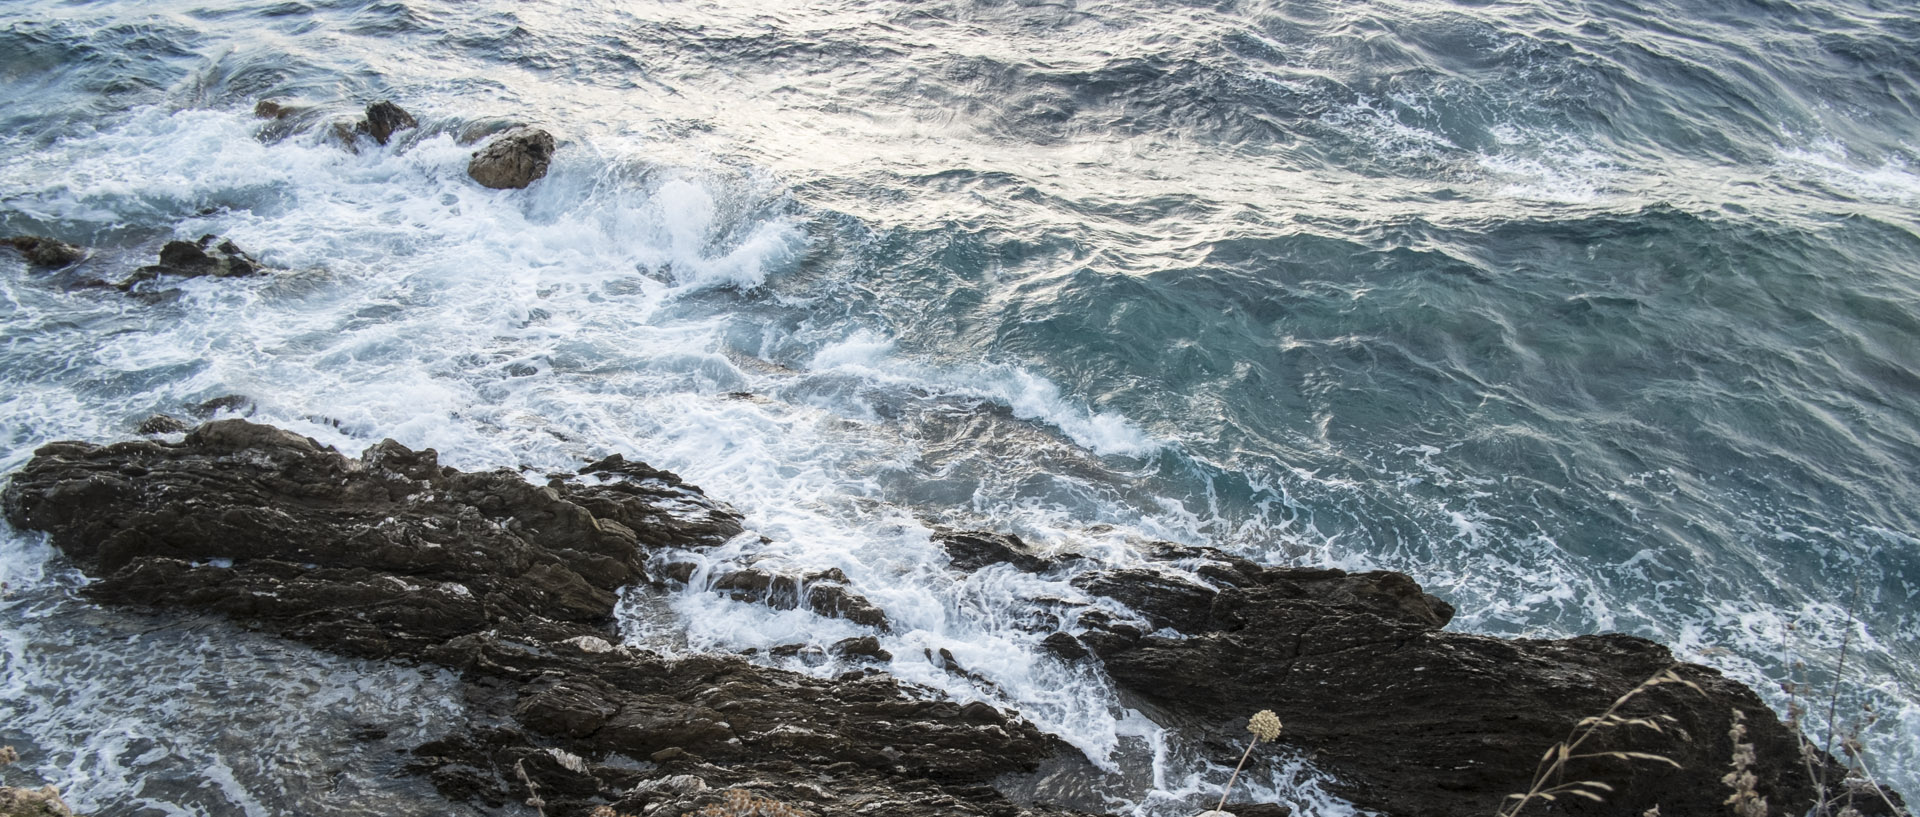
[0,420,1899,817]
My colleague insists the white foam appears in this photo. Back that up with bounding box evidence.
[0,528,481,816]
[1776,139,1920,205]
[805,331,1164,457]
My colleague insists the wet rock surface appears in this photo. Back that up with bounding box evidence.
[1,421,1075,817]
[468,126,556,189]
[360,100,418,145]
[4,236,85,268]
[118,234,263,291]
[936,529,1061,574]
[3,421,1895,817]
[1069,554,1870,817]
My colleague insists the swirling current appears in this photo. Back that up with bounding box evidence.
[1,0,1915,813]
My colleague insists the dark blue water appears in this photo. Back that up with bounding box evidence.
[2,0,1916,812]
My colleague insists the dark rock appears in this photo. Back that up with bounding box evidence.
[711,566,890,630]
[1040,632,1088,661]
[191,395,255,418]
[831,635,892,662]
[119,235,263,290]
[1085,564,1835,817]
[6,421,1869,817]
[3,420,1074,817]
[515,678,619,739]
[359,100,417,145]
[936,529,1057,573]
[136,415,189,435]
[1225,805,1290,817]
[467,127,555,189]
[1143,541,1265,587]
[5,236,85,268]
[573,454,744,550]
[1072,568,1218,632]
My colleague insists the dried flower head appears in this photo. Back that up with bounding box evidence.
[1723,710,1768,817]
[1248,710,1282,742]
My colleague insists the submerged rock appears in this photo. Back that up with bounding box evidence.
[118,234,263,291]
[253,99,296,120]
[467,127,555,189]
[4,236,85,268]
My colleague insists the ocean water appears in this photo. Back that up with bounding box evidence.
[0,0,1915,814]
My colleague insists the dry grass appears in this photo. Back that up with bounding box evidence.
[1496,665,1701,817]
[691,789,808,817]
[1779,580,1911,817]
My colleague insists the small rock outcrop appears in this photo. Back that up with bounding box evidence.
[359,100,418,145]
[118,234,262,291]
[467,127,555,189]
[4,236,84,268]
[936,529,1059,573]
[695,565,891,630]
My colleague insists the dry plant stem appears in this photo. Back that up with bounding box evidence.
[1495,665,1699,817]
[1822,576,1861,763]
[516,759,547,817]
[1215,738,1261,812]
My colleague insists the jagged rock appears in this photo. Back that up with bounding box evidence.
[1039,632,1088,661]
[118,235,263,291]
[573,454,743,550]
[2,421,1073,817]
[831,635,892,662]
[6,422,1886,817]
[711,566,890,630]
[4,236,84,268]
[1071,568,1218,632]
[135,415,188,435]
[467,127,555,189]
[935,529,1057,573]
[1078,563,1832,817]
[359,100,417,145]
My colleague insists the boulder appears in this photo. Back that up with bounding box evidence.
[467,127,555,189]
[936,529,1059,573]
[118,235,262,291]
[4,236,84,268]
[359,100,417,145]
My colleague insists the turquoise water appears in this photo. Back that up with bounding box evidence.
[1,0,1916,812]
